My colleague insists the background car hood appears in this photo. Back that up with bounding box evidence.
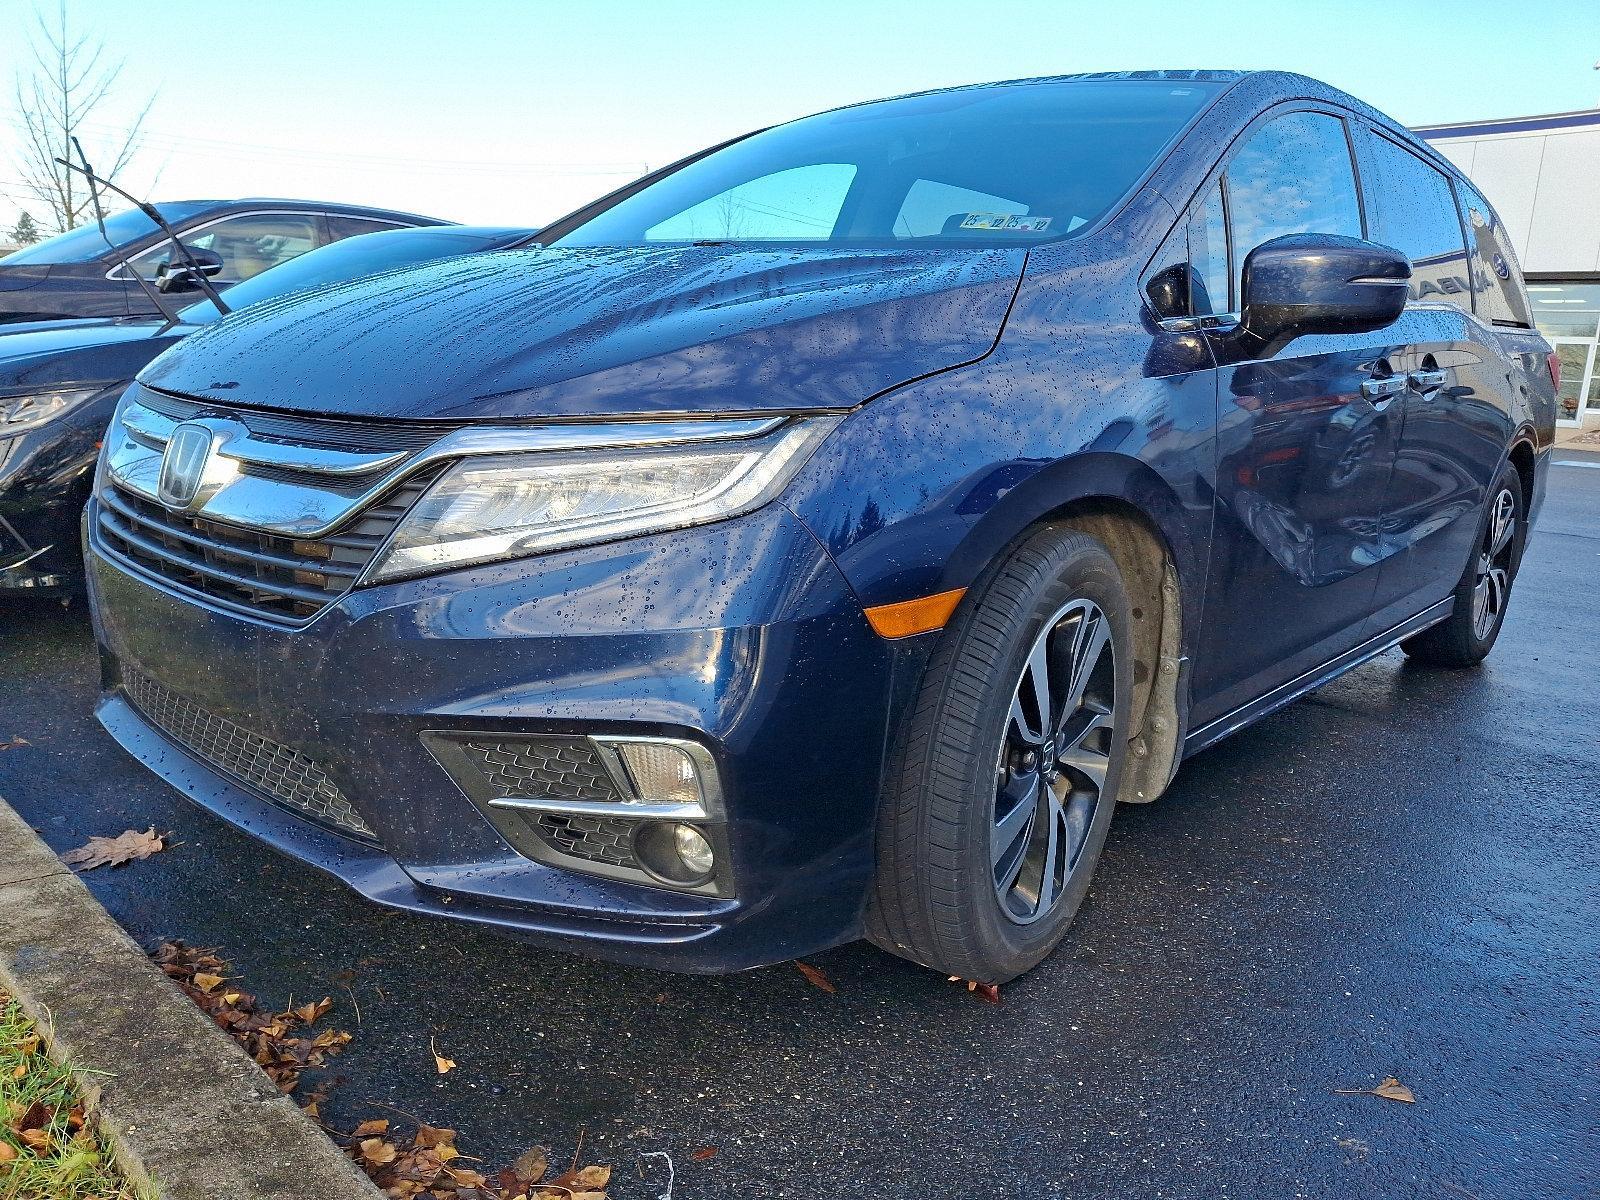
[139,245,1027,420]
[0,319,178,363]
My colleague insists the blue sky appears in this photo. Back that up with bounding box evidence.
[0,0,1593,229]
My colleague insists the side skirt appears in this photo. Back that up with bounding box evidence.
[1181,598,1454,757]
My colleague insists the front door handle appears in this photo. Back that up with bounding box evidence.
[1409,369,1447,393]
[1360,376,1407,407]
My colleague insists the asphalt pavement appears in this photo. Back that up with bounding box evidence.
[1,460,1596,1199]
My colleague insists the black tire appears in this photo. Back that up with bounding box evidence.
[1401,460,1525,668]
[866,525,1134,983]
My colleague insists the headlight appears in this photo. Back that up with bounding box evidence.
[366,416,839,582]
[0,387,102,435]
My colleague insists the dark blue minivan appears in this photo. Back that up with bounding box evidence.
[85,71,1555,981]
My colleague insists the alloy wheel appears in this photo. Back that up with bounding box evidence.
[1472,487,1516,641]
[991,599,1117,925]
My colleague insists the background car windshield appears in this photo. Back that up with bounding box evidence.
[176,228,511,323]
[556,80,1220,249]
[0,203,213,265]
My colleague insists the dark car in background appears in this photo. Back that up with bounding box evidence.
[0,198,449,325]
[86,71,1554,983]
[0,225,533,592]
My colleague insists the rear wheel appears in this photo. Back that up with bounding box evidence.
[866,526,1134,983]
[1402,461,1525,668]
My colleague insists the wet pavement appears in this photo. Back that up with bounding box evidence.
[2,460,1596,1199]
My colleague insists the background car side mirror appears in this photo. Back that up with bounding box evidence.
[1236,234,1410,356]
[155,248,225,294]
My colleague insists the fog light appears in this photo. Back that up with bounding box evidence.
[673,823,715,875]
[634,821,716,885]
[614,742,702,806]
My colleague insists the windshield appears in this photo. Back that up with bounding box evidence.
[176,228,513,323]
[0,203,214,265]
[556,80,1220,250]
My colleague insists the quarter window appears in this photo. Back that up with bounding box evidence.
[1454,179,1532,327]
[1189,180,1229,315]
[1362,133,1471,311]
[1224,111,1363,300]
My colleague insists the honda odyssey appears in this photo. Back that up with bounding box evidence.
[85,71,1554,981]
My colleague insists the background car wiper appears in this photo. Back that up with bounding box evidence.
[55,138,232,324]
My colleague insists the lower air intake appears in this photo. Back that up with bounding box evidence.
[124,671,378,843]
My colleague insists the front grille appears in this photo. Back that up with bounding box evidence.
[125,671,378,843]
[458,739,625,804]
[533,811,642,868]
[95,470,440,623]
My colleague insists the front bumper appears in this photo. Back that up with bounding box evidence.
[88,502,899,973]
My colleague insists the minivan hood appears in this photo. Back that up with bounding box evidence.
[139,245,1027,420]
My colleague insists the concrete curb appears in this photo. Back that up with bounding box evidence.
[0,796,383,1200]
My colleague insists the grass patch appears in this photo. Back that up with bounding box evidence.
[0,990,141,1200]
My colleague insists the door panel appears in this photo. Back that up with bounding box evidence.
[1191,337,1403,727]
[1368,328,1513,627]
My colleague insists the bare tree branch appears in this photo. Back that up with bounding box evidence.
[10,0,158,231]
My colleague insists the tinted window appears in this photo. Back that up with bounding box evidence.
[124,213,321,283]
[176,228,506,324]
[557,80,1221,248]
[1455,179,1532,327]
[1225,110,1363,299]
[0,203,213,265]
[1363,133,1470,311]
[327,215,409,241]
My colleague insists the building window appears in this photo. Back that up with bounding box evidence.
[1527,281,1600,424]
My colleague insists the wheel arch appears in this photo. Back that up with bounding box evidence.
[939,451,1199,806]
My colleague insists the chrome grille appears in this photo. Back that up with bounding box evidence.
[96,468,439,623]
[124,672,378,843]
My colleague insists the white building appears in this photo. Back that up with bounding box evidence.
[1417,109,1600,428]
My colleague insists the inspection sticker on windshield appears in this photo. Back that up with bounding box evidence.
[959,213,1052,232]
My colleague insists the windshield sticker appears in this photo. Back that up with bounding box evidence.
[958,213,1053,232]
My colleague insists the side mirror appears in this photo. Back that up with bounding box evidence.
[155,247,225,294]
[1237,234,1410,355]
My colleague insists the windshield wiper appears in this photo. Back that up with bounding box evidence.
[55,140,232,320]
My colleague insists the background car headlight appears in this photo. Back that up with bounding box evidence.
[0,387,102,435]
[366,416,839,582]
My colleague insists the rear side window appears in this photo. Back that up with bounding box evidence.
[1362,132,1471,311]
[1225,110,1363,300]
[1454,179,1533,327]
[327,215,408,241]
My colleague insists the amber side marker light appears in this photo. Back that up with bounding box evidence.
[863,587,967,639]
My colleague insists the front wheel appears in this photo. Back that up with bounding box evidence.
[1402,461,1525,668]
[866,526,1134,983]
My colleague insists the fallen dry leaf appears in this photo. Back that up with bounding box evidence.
[430,1035,457,1074]
[509,1144,549,1182]
[352,1119,388,1137]
[794,961,836,994]
[691,1145,717,1161]
[0,1141,14,1164]
[1334,1075,1416,1104]
[59,827,166,871]
[18,1127,51,1153]
[358,1136,397,1165]
[0,736,28,751]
